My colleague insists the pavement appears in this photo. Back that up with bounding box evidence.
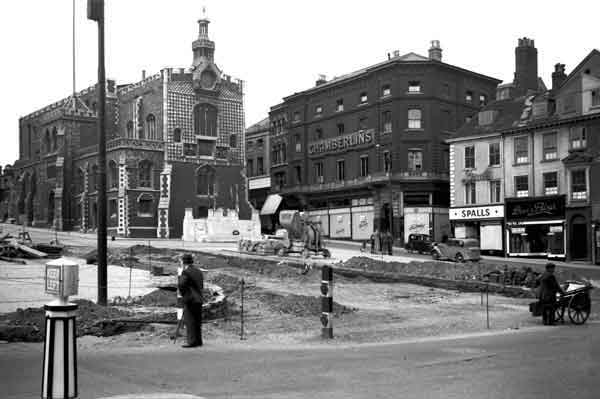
[2,321,599,398]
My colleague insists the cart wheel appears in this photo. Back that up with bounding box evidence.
[455,253,464,263]
[322,248,331,258]
[568,293,590,325]
[554,305,565,323]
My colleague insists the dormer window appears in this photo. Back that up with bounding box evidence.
[359,92,368,104]
[408,81,421,93]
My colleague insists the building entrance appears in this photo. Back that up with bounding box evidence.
[570,216,588,259]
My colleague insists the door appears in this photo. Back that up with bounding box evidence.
[570,216,588,260]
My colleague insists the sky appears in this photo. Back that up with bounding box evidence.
[1,0,599,167]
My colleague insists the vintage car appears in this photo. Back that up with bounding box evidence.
[431,238,481,262]
[405,234,433,254]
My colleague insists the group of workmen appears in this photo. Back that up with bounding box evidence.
[368,229,394,255]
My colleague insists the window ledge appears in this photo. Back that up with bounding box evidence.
[540,158,559,163]
[404,128,424,132]
[406,92,423,95]
[488,164,501,168]
[512,162,530,167]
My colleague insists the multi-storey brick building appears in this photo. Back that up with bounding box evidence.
[266,42,500,242]
[245,118,270,210]
[449,39,600,263]
[3,15,250,238]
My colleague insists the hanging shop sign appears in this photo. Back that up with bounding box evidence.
[450,205,504,220]
[308,129,374,155]
[505,195,565,221]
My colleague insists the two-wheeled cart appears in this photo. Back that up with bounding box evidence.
[531,281,593,325]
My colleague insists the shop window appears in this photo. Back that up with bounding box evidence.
[408,81,421,93]
[465,182,476,204]
[515,175,529,197]
[382,111,392,133]
[196,165,216,196]
[138,160,153,188]
[571,169,587,200]
[514,136,529,164]
[359,117,368,131]
[257,157,264,175]
[336,159,345,181]
[382,85,391,97]
[359,92,368,104]
[489,180,501,203]
[337,123,345,136]
[489,142,500,166]
[360,155,369,177]
[145,114,157,140]
[408,150,423,171]
[314,162,324,183]
[246,159,253,177]
[336,99,344,112]
[570,127,587,150]
[137,194,154,217]
[543,172,558,195]
[543,133,558,160]
[408,109,422,129]
[383,151,392,173]
[464,146,475,169]
[173,128,182,143]
[108,160,119,189]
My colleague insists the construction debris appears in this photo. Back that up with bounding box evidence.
[0,232,49,260]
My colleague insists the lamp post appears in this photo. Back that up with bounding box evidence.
[88,0,107,305]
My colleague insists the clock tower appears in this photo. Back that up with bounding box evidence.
[192,11,221,92]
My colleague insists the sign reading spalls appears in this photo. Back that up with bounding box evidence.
[449,205,504,220]
[309,129,373,155]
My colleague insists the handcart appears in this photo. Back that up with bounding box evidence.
[530,280,593,325]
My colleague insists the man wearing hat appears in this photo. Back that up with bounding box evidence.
[538,263,565,325]
[178,253,204,347]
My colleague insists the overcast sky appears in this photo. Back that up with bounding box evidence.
[1,0,599,167]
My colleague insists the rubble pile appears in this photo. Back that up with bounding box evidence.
[252,291,355,317]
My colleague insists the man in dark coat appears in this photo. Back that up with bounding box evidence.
[177,253,204,347]
[538,263,564,325]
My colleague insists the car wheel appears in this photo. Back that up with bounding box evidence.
[455,253,464,263]
[432,250,440,260]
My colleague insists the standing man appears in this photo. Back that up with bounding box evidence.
[178,253,204,347]
[538,263,564,325]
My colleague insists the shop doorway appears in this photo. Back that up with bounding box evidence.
[570,216,588,260]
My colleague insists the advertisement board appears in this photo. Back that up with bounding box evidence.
[351,206,374,240]
[329,208,351,238]
[404,211,431,243]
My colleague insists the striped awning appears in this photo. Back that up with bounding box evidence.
[260,194,282,215]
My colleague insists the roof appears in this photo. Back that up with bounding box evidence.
[556,49,600,91]
[283,52,501,101]
[246,117,270,134]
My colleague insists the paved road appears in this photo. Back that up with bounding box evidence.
[2,323,599,399]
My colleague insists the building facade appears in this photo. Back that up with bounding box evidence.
[245,117,271,210]
[3,15,250,238]
[449,39,600,263]
[266,42,500,242]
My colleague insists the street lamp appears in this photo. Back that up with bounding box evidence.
[88,0,107,306]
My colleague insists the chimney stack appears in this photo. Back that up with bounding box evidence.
[514,37,538,95]
[142,69,146,80]
[552,63,567,90]
[316,74,327,86]
[429,40,442,61]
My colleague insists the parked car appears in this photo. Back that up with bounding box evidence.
[431,238,480,262]
[405,234,433,254]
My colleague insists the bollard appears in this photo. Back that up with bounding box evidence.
[320,265,334,339]
[42,258,79,399]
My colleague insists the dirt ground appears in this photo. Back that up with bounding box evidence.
[2,243,596,348]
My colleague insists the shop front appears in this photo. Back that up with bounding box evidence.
[449,204,504,255]
[505,195,566,259]
[404,207,449,243]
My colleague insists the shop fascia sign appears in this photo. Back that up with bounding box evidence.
[308,129,374,155]
[461,168,493,182]
[506,195,565,221]
[450,205,504,220]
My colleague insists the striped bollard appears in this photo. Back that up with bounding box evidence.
[320,265,333,339]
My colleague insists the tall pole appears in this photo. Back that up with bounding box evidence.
[72,0,76,100]
[89,0,107,305]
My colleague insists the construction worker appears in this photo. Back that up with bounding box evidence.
[177,253,204,347]
[538,263,565,325]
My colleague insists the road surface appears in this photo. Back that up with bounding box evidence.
[2,322,599,399]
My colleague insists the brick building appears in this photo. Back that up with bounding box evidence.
[245,117,271,211]
[449,39,600,263]
[3,15,250,238]
[266,42,500,242]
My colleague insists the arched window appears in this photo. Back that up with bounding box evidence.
[193,103,218,137]
[126,121,134,137]
[145,114,156,140]
[76,168,85,194]
[229,134,237,148]
[137,193,154,217]
[108,160,118,189]
[138,160,153,188]
[90,165,98,191]
[196,165,216,196]
[51,127,58,151]
[173,128,182,143]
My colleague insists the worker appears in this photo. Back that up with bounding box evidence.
[384,231,393,255]
[177,253,204,347]
[537,263,565,325]
[370,229,380,254]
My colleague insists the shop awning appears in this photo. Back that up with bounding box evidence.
[260,194,282,215]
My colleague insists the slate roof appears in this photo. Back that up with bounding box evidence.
[246,117,270,134]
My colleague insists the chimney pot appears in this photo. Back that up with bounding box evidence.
[142,70,146,80]
[552,63,567,90]
[428,40,442,61]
